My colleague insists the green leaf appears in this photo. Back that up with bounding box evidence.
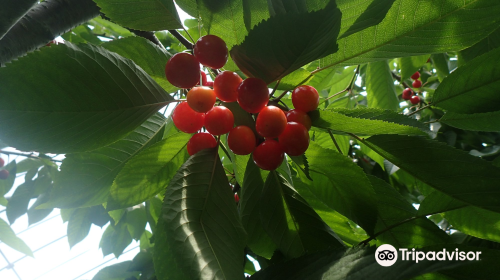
[27,194,53,226]
[239,157,276,259]
[260,171,345,259]
[366,60,399,110]
[101,37,178,93]
[0,43,172,153]
[0,161,17,197]
[67,208,92,248]
[268,68,312,91]
[310,108,428,136]
[94,0,182,31]
[301,142,378,235]
[100,222,133,258]
[369,176,450,247]
[445,206,500,243]
[440,110,500,132]
[107,132,190,210]
[432,47,500,114]
[250,246,465,280]
[61,25,102,45]
[364,135,500,213]
[459,28,500,63]
[431,53,450,81]
[242,0,270,31]
[400,54,430,80]
[89,17,134,39]
[92,261,138,280]
[339,0,396,39]
[0,218,33,257]
[154,148,246,280]
[319,0,500,70]
[231,1,341,83]
[42,113,167,209]
[0,0,100,64]
[7,181,35,224]
[0,0,37,40]
[312,131,350,155]
[417,191,466,217]
[125,206,147,240]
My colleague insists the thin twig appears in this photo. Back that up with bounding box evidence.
[273,90,290,103]
[327,129,343,155]
[320,65,360,105]
[269,79,281,98]
[407,104,431,116]
[391,71,412,90]
[168,29,194,49]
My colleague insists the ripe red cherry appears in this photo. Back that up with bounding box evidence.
[412,80,422,88]
[410,95,421,105]
[411,71,421,80]
[237,78,269,113]
[205,106,234,135]
[253,140,284,170]
[165,53,200,88]
[234,193,240,203]
[256,106,287,138]
[193,35,228,69]
[0,169,9,180]
[278,122,310,156]
[292,85,319,112]
[286,109,312,130]
[187,132,217,156]
[228,126,256,155]
[197,72,208,86]
[0,158,4,168]
[205,81,214,87]
[402,88,413,100]
[172,102,205,133]
[214,71,242,102]
[187,86,216,113]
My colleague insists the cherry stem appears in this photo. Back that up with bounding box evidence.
[269,79,281,98]
[272,90,289,103]
[169,29,194,49]
[0,150,62,162]
[327,129,343,155]
[320,65,360,105]
[219,141,233,163]
[407,104,431,116]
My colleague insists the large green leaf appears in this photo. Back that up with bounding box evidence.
[41,113,167,209]
[459,28,500,63]
[364,135,500,213]
[0,0,100,64]
[250,246,465,280]
[366,60,399,110]
[338,0,397,38]
[6,181,35,224]
[94,0,182,31]
[318,0,500,70]
[239,157,276,259]
[440,110,500,132]
[369,176,450,247]
[0,218,33,257]
[259,170,344,259]
[432,47,500,114]
[417,191,466,217]
[445,206,500,243]
[0,43,172,153]
[0,0,37,40]
[230,0,341,83]
[102,37,178,93]
[100,220,133,258]
[301,142,378,235]
[310,108,428,136]
[67,207,92,248]
[154,148,246,280]
[107,132,191,210]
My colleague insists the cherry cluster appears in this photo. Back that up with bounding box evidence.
[0,157,8,180]
[164,35,318,171]
[402,71,422,105]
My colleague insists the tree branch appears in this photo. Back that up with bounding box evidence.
[169,29,194,50]
[100,14,164,48]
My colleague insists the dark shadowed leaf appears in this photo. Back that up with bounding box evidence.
[339,0,397,38]
[440,110,500,132]
[0,0,37,40]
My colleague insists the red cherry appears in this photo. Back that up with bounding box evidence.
[278,122,310,156]
[292,85,319,112]
[286,109,312,130]
[214,71,242,102]
[410,95,421,105]
[253,140,284,171]
[237,78,269,113]
[228,126,257,155]
[402,88,413,100]
[205,81,214,87]
[412,80,422,88]
[187,132,217,156]
[234,193,240,203]
[165,53,200,88]
[205,106,234,136]
[193,35,228,69]
[197,72,208,86]
[172,102,205,133]
[0,158,4,168]
[255,106,287,138]
[0,169,9,180]
[187,86,216,113]
[411,71,421,80]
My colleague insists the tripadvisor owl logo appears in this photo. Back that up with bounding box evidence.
[375,244,398,267]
